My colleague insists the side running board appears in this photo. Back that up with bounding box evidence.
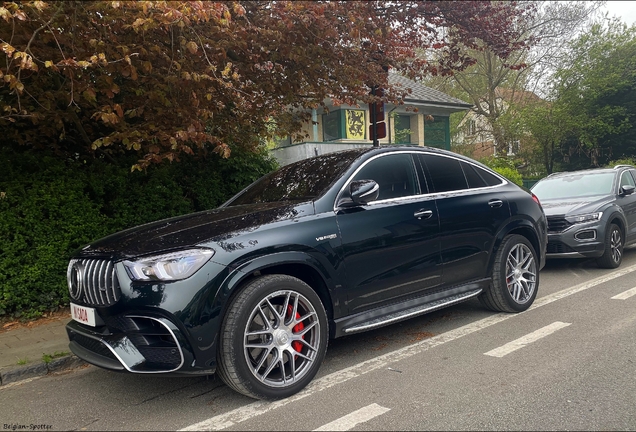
[343,289,482,334]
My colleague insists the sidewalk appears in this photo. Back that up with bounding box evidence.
[0,314,86,386]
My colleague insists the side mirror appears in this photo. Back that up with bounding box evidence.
[350,180,379,205]
[620,184,635,196]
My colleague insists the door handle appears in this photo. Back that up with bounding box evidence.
[488,199,503,208]
[414,209,433,219]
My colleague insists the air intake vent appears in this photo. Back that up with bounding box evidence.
[547,241,576,254]
[67,259,121,307]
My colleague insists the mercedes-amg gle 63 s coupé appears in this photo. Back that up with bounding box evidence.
[66,146,547,400]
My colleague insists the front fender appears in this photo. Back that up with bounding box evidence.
[216,250,337,304]
[601,205,628,234]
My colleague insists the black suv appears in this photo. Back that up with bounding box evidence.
[66,146,547,400]
[531,165,636,268]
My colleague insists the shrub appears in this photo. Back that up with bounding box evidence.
[606,158,636,168]
[0,151,108,318]
[478,156,524,186]
[491,166,524,186]
[0,146,277,319]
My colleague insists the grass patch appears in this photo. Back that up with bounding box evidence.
[41,350,69,364]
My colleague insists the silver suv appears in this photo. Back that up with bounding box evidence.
[531,165,636,268]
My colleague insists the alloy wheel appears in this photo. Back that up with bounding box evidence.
[611,228,622,264]
[243,290,320,388]
[506,243,537,304]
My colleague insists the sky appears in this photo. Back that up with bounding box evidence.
[601,1,636,26]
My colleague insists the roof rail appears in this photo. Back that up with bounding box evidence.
[547,172,562,177]
[614,164,633,169]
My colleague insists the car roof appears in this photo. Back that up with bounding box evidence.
[297,145,483,168]
[544,165,634,179]
[364,144,462,156]
[358,145,486,164]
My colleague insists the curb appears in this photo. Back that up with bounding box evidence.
[0,355,87,386]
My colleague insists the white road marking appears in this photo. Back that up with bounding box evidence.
[0,376,43,390]
[484,321,571,358]
[180,262,636,431]
[611,286,636,300]
[313,403,390,431]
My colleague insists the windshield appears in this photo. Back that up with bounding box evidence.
[225,150,364,206]
[532,172,615,200]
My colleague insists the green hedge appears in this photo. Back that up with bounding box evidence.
[492,166,523,187]
[478,156,524,187]
[0,147,277,319]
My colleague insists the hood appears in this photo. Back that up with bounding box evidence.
[540,195,612,217]
[76,201,314,260]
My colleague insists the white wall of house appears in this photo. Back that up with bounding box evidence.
[455,109,496,158]
[269,73,471,166]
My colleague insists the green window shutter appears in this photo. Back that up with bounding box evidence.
[424,116,450,150]
[322,110,342,141]
[395,115,412,144]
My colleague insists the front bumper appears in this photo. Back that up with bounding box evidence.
[64,257,231,376]
[67,314,214,375]
[546,221,605,259]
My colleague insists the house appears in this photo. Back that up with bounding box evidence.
[270,73,472,166]
[454,88,543,159]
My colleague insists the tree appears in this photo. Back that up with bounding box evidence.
[426,1,602,157]
[518,100,572,175]
[552,20,636,169]
[1,1,534,169]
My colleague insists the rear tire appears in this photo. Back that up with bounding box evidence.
[217,274,328,400]
[597,223,623,269]
[479,234,538,313]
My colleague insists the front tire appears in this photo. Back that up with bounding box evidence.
[479,234,539,313]
[597,223,623,269]
[217,274,328,400]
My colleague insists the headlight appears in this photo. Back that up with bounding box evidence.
[123,249,214,281]
[565,212,602,224]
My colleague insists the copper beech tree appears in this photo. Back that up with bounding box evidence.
[0,1,534,169]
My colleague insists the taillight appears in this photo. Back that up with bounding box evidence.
[531,192,541,208]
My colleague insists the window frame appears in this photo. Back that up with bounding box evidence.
[334,151,507,211]
[335,152,422,209]
[619,170,636,191]
[417,153,506,194]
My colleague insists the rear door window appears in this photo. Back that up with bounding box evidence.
[461,162,488,189]
[419,154,468,193]
[474,165,504,186]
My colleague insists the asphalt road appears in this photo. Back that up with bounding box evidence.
[2,248,636,431]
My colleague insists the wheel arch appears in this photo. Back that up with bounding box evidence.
[215,252,336,335]
[605,209,627,238]
[488,219,542,275]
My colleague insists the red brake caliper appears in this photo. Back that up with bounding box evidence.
[286,305,305,354]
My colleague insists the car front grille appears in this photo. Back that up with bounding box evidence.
[547,216,573,233]
[67,259,122,307]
